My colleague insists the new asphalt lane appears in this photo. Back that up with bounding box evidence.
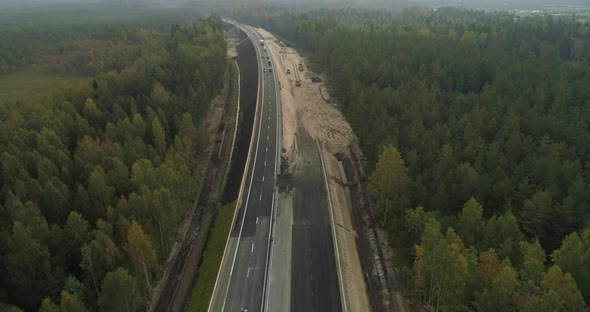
[290,129,342,312]
[209,22,280,312]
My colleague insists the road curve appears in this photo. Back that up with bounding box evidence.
[209,21,280,312]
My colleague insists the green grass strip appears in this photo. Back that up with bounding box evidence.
[185,201,236,311]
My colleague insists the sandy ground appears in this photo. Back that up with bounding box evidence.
[267,41,354,158]
[266,39,371,312]
[225,33,240,59]
[322,148,371,312]
[204,80,227,154]
[255,27,274,39]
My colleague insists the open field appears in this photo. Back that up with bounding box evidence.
[0,71,89,103]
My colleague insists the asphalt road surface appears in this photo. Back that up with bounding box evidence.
[209,22,280,312]
[291,129,342,312]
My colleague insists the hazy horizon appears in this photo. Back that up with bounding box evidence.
[0,0,589,9]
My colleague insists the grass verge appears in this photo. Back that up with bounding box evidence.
[185,200,236,311]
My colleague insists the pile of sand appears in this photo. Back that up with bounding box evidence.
[267,34,372,312]
[267,41,297,158]
[267,41,355,156]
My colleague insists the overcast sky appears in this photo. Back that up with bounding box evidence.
[0,0,587,8]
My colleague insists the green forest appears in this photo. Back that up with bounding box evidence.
[0,2,202,74]
[233,6,590,311]
[0,10,226,311]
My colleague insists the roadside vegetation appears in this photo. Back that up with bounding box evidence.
[238,6,590,311]
[184,59,239,311]
[0,6,227,311]
[185,201,237,311]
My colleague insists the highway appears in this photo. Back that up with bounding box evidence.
[209,21,280,312]
[290,130,342,312]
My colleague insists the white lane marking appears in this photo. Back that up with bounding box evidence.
[251,243,254,253]
[262,176,265,182]
[260,194,262,201]
[220,34,266,311]
[264,160,267,166]
[267,135,269,140]
[262,192,276,312]
[247,267,251,278]
[256,217,259,224]
[266,147,268,152]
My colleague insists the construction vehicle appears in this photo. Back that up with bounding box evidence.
[295,80,301,87]
[298,63,304,71]
[287,69,291,74]
[260,39,264,46]
[311,76,322,83]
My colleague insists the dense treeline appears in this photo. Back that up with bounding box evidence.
[0,2,205,74]
[0,15,226,311]
[243,7,590,310]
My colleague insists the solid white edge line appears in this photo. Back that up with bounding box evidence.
[318,140,349,312]
[261,191,276,312]
[216,23,266,312]
[207,35,243,312]
[263,33,282,312]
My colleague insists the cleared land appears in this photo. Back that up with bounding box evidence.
[266,38,370,311]
[0,71,89,102]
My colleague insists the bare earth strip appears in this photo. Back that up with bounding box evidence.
[266,39,371,312]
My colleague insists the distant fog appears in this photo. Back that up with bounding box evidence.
[0,0,588,10]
